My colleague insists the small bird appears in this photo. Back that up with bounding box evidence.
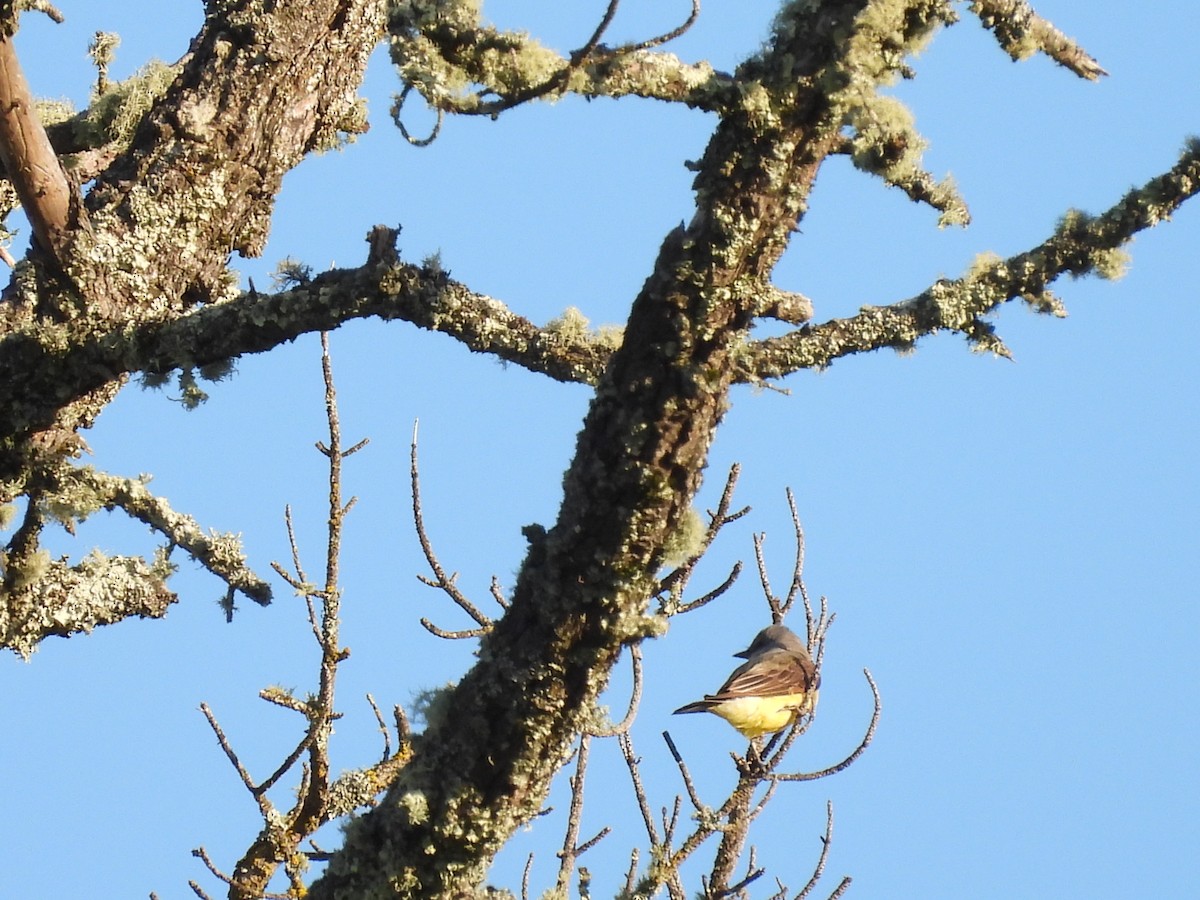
[673,624,819,738]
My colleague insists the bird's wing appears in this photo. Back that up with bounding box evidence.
[709,648,817,700]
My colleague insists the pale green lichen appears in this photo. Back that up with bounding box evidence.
[1056,209,1130,280]
[398,791,430,825]
[314,96,371,154]
[544,307,592,342]
[544,307,624,351]
[411,682,458,731]
[3,549,177,658]
[141,361,236,410]
[388,0,573,116]
[0,177,19,251]
[74,58,179,146]
[660,507,706,567]
[88,30,120,94]
[421,249,445,275]
[33,97,75,127]
[845,92,969,226]
[6,548,51,590]
[594,324,624,351]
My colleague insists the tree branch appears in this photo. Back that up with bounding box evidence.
[12,127,1196,494]
[0,547,175,658]
[0,9,73,262]
[387,0,732,122]
[968,0,1108,79]
[741,139,1200,377]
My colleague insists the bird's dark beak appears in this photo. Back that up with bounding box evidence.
[733,648,751,660]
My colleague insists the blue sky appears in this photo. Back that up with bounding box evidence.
[3,2,1199,897]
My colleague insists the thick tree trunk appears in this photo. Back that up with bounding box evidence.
[309,4,881,895]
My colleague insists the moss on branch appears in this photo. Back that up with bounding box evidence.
[741,138,1200,376]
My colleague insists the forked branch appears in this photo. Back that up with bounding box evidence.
[640,494,872,896]
[196,335,411,900]
[410,420,499,638]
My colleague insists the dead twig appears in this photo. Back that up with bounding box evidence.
[197,335,410,898]
[774,669,881,783]
[587,643,643,737]
[795,801,840,900]
[410,420,494,633]
[555,734,610,893]
[657,464,751,616]
[649,492,874,897]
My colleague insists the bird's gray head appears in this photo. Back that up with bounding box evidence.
[734,623,808,659]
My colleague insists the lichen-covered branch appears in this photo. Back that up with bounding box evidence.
[387,0,734,121]
[0,237,615,476]
[842,92,969,226]
[0,0,1192,892]
[0,547,175,659]
[741,138,1200,376]
[1,0,385,474]
[0,0,390,657]
[0,455,268,655]
[65,464,271,605]
[968,0,1108,79]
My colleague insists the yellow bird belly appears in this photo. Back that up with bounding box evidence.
[711,691,818,738]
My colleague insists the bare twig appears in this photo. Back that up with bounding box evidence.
[724,847,766,896]
[195,335,412,898]
[191,847,232,886]
[410,420,493,631]
[754,532,778,619]
[394,703,411,743]
[587,643,643,737]
[662,795,681,853]
[521,853,534,900]
[419,617,490,640]
[367,693,392,762]
[271,504,311,593]
[775,669,881,783]
[446,0,702,118]
[624,849,640,896]
[658,464,750,616]
[662,730,707,816]
[619,732,659,847]
[795,801,838,900]
[255,731,315,798]
[675,560,744,617]
[490,575,510,609]
[555,734,592,893]
[782,487,807,622]
[968,0,1107,79]
[199,703,264,806]
[811,595,834,674]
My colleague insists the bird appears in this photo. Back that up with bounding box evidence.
[672,624,819,738]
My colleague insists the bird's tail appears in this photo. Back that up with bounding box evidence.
[672,700,716,715]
